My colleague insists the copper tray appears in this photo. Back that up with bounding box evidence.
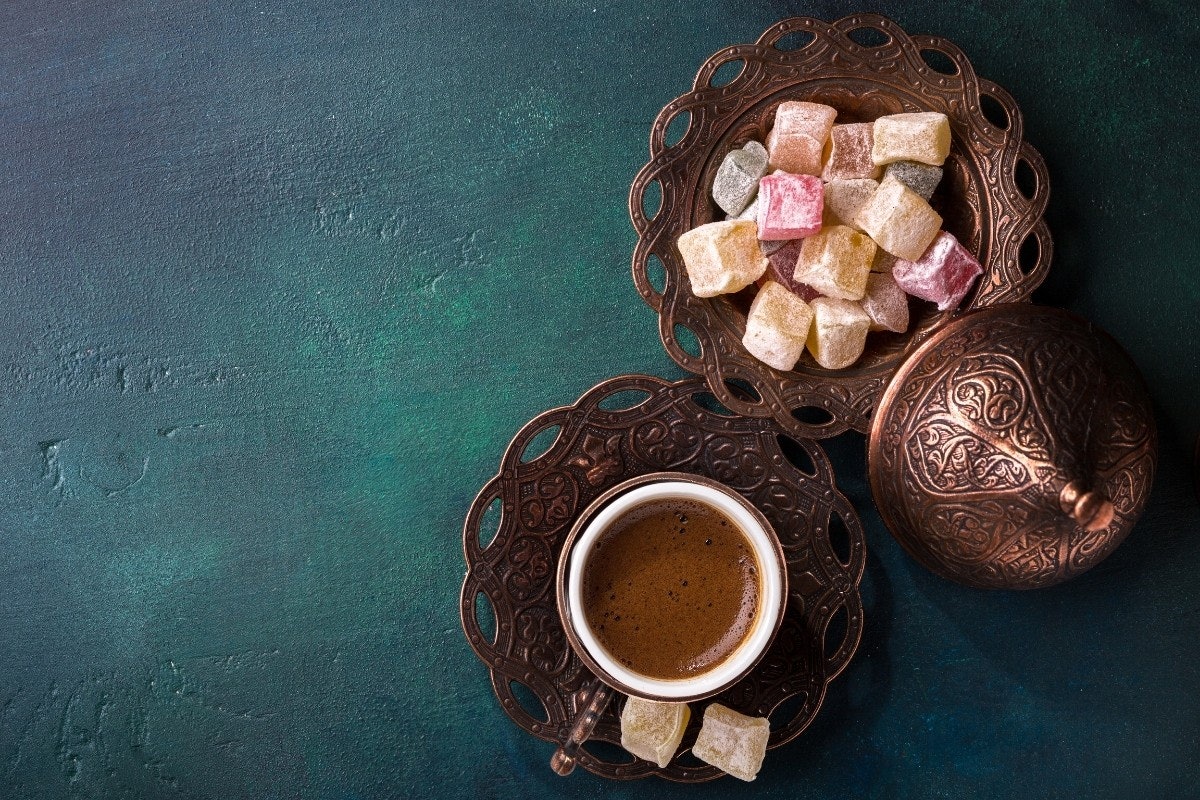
[459,375,865,781]
[629,14,1052,438]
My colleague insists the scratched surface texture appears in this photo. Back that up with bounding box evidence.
[1,1,1198,798]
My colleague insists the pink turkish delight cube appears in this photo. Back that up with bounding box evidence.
[757,172,823,241]
[892,231,983,311]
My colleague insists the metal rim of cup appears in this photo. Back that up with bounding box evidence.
[555,472,789,703]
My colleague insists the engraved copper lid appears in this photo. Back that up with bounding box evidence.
[868,304,1157,589]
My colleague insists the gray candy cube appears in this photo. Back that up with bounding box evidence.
[884,160,943,201]
[712,141,768,216]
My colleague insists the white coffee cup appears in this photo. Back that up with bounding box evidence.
[556,473,788,702]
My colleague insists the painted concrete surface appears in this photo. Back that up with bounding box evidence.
[1,1,1197,797]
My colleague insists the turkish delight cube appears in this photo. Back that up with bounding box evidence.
[860,272,910,333]
[792,225,875,301]
[884,160,943,201]
[822,178,878,230]
[677,220,767,297]
[620,696,690,769]
[872,111,951,166]
[765,241,820,301]
[872,249,897,273]
[742,281,815,371]
[821,122,881,181]
[692,704,770,782]
[713,141,769,216]
[757,172,823,240]
[853,174,943,261]
[806,297,871,370]
[892,230,983,311]
[767,101,836,175]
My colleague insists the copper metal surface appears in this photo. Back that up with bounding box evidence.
[629,14,1052,438]
[868,305,1157,589]
[460,375,865,781]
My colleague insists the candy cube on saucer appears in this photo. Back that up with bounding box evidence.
[860,272,910,333]
[821,122,881,181]
[892,230,983,311]
[822,178,878,230]
[792,225,875,301]
[713,141,769,216]
[872,249,897,273]
[677,220,768,297]
[620,696,691,769]
[807,297,871,369]
[757,172,824,240]
[884,160,943,201]
[692,703,770,782]
[765,241,820,301]
[853,174,943,261]
[742,281,815,371]
[767,101,837,175]
[872,111,951,166]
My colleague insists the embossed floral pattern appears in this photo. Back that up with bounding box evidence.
[461,373,865,781]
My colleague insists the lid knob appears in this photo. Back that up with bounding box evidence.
[1059,480,1115,532]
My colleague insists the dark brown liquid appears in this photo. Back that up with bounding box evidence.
[581,499,759,680]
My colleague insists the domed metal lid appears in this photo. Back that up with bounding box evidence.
[868,304,1157,589]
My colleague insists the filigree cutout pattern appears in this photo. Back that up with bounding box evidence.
[461,376,866,781]
[629,14,1052,438]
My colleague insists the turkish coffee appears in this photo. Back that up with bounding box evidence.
[581,498,760,681]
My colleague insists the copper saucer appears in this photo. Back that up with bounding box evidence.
[459,375,865,781]
[629,14,1052,438]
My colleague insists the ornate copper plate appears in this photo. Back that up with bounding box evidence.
[460,375,865,781]
[629,14,1052,438]
[868,305,1157,589]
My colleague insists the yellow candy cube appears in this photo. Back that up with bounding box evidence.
[792,225,876,302]
[742,281,815,371]
[853,174,943,261]
[619,696,690,769]
[691,703,770,782]
[871,111,951,166]
[806,297,871,370]
[677,220,768,297]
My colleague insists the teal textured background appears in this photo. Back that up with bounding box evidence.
[1,1,1198,797]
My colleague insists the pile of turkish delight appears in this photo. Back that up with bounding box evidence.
[676,102,983,371]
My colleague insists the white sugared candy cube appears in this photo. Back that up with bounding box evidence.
[742,281,814,371]
[620,696,691,769]
[860,272,910,333]
[807,297,871,370]
[853,174,943,261]
[872,111,951,166]
[691,703,770,782]
[676,220,768,297]
[822,178,878,231]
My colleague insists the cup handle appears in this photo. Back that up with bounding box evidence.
[550,678,614,776]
